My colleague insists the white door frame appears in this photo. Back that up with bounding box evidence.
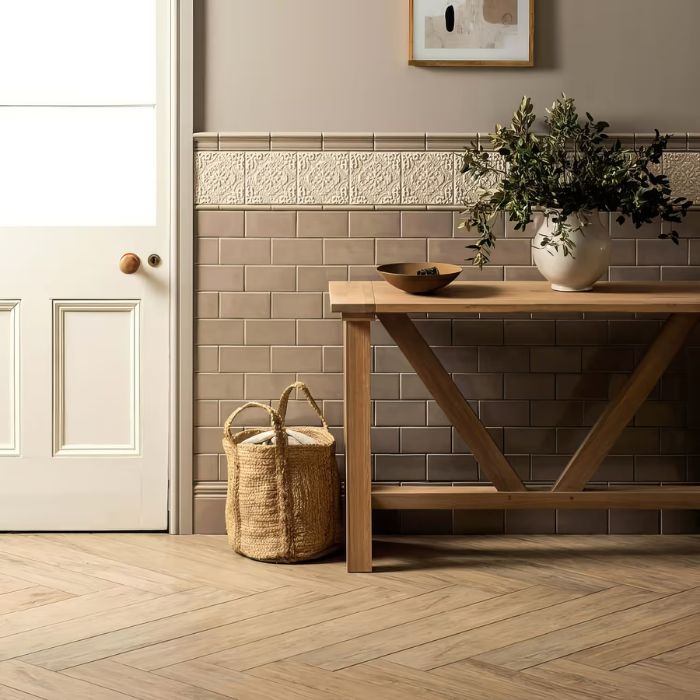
[171,0,194,534]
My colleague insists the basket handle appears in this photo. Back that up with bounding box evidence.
[223,401,286,444]
[277,381,328,430]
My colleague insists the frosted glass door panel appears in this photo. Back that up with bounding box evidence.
[0,107,155,226]
[0,0,155,104]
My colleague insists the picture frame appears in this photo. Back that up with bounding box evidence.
[409,0,534,67]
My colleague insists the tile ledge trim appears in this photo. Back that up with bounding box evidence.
[194,131,696,152]
[195,204,464,212]
[194,204,700,212]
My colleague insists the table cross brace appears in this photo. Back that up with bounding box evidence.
[554,313,698,491]
[379,313,525,492]
[381,312,698,495]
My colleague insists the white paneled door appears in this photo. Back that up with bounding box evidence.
[0,1,172,530]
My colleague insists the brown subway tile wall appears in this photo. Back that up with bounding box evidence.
[193,135,700,536]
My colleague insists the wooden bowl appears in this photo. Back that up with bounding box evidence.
[377,262,462,294]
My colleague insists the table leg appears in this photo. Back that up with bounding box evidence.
[344,318,372,573]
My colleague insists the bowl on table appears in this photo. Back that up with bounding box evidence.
[377,262,462,294]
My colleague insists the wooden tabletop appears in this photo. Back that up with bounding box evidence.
[329,281,700,314]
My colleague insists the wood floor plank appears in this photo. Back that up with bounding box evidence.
[0,586,156,639]
[67,533,358,596]
[443,543,692,594]
[430,659,600,700]
[472,587,700,670]
[336,659,482,700]
[0,554,116,596]
[63,659,230,700]
[28,586,325,671]
[383,537,620,593]
[47,534,291,596]
[0,587,72,616]
[155,660,328,700]
[292,554,479,593]
[498,534,700,592]
[569,612,700,670]
[249,660,435,700]
[111,584,332,671]
[107,532,356,592]
[0,660,131,699]
[0,587,237,661]
[0,684,42,700]
[654,639,700,669]
[432,533,700,592]
[617,659,700,694]
[382,585,660,671]
[370,538,604,593]
[0,574,33,596]
[206,584,497,672]
[520,659,674,700]
[120,533,435,595]
[302,585,581,671]
[0,535,197,596]
[535,551,700,593]
[120,585,418,672]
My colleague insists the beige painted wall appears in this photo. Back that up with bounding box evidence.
[195,0,700,133]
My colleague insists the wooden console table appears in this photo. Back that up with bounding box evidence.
[329,280,700,573]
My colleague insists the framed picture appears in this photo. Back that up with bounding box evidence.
[409,0,534,67]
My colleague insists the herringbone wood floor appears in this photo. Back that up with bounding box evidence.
[0,534,698,698]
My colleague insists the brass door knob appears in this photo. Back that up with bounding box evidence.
[119,253,141,274]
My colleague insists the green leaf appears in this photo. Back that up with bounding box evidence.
[455,95,690,266]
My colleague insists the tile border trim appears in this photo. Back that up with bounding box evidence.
[193,133,700,209]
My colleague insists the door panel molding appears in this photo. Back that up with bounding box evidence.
[0,301,20,456]
[53,301,140,456]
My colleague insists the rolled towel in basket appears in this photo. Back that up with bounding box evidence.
[240,428,316,446]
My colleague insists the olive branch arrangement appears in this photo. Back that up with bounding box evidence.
[459,95,692,268]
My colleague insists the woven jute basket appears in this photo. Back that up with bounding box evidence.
[222,382,341,563]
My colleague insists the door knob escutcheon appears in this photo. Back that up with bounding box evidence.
[119,253,141,274]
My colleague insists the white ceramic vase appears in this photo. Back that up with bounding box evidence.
[532,211,611,292]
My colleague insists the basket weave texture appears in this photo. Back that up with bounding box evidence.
[222,382,341,563]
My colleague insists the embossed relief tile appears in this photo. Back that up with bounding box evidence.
[664,152,700,204]
[455,152,505,207]
[454,152,472,207]
[402,152,453,205]
[350,152,401,205]
[195,151,244,205]
[245,151,297,205]
[297,152,349,205]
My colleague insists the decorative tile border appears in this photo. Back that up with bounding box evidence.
[194,132,700,209]
[245,151,297,205]
[194,151,244,205]
[665,152,700,206]
[350,152,401,205]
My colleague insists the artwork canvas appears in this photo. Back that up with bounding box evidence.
[410,0,534,66]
